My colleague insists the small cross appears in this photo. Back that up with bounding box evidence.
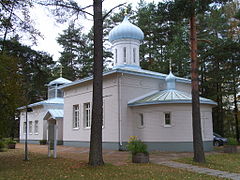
[169,59,172,73]
[124,8,128,16]
[59,64,63,77]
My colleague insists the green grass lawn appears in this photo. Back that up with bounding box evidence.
[176,153,240,174]
[0,149,225,180]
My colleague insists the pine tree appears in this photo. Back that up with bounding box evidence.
[57,23,94,80]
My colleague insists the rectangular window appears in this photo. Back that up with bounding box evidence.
[164,112,171,126]
[57,89,64,98]
[137,113,144,128]
[34,120,39,134]
[123,47,126,63]
[84,102,91,128]
[73,105,80,128]
[133,48,136,63]
[23,122,26,134]
[140,114,144,126]
[115,49,117,63]
[29,121,33,134]
[136,113,144,129]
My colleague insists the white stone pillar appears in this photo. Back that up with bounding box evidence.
[47,122,51,157]
[53,121,58,158]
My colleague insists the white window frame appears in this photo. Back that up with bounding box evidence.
[29,121,33,134]
[84,102,91,129]
[23,122,26,134]
[164,112,171,127]
[34,120,39,134]
[137,113,144,129]
[73,104,80,129]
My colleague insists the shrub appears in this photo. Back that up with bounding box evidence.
[3,138,16,145]
[39,139,47,145]
[126,136,148,155]
[3,138,10,143]
[227,138,238,146]
[0,140,7,152]
[7,139,16,145]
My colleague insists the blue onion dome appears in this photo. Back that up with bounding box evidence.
[165,71,176,90]
[108,16,144,42]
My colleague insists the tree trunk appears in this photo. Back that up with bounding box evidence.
[190,0,205,163]
[89,0,104,166]
[233,79,239,142]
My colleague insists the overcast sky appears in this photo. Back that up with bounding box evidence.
[28,0,161,61]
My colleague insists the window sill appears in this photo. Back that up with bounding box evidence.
[164,125,172,128]
[73,128,80,131]
[137,126,145,129]
[84,127,91,130]
[34,133,39,135]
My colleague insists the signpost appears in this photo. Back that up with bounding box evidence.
[24,106,32,161]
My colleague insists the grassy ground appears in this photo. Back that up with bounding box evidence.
[176,153,240,174]
[0,149,224,180]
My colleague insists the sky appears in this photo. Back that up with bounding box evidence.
[29,0,162,61]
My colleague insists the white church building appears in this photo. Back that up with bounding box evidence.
[19,16,216,152]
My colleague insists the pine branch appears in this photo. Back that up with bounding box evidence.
[37,1,94,17]
[103,3,126,20]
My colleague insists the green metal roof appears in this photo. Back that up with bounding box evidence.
[128,90,217,106]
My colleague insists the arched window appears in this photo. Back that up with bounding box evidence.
[123,47,126,63]
[133,48,136,63]
[115,49,117,64]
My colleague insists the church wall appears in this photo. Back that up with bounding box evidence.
[19,104,64,143]
[44,104,63,141]
[63,74,119,145]
[176,81,191,93]
[112,39,140,67]
[61,70,208,151]
[129,104,214,151]
[19,106,46,143]
[118,73,164,143]
[130,104,213,141]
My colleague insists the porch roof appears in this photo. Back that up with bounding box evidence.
[44,109,64,120]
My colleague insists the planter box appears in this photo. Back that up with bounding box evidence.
[132,153,149,163]
[8,144,16,149]
[224,145,238,153]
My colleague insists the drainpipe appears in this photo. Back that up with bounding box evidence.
[118,73,123,150]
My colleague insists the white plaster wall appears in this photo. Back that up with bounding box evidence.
[131,104,214,142]
[62,71,202,145]
[63,74,119,142]
[57,119,63,140]
[112,39,140,67]
[19,104,64,142]
[119,73,212,142]
[176,81,191,94]
[119,74,163,142]
[19,106,46,141]
[44,104,64,140]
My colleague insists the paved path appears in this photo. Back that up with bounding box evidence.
[156,161,240,180]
